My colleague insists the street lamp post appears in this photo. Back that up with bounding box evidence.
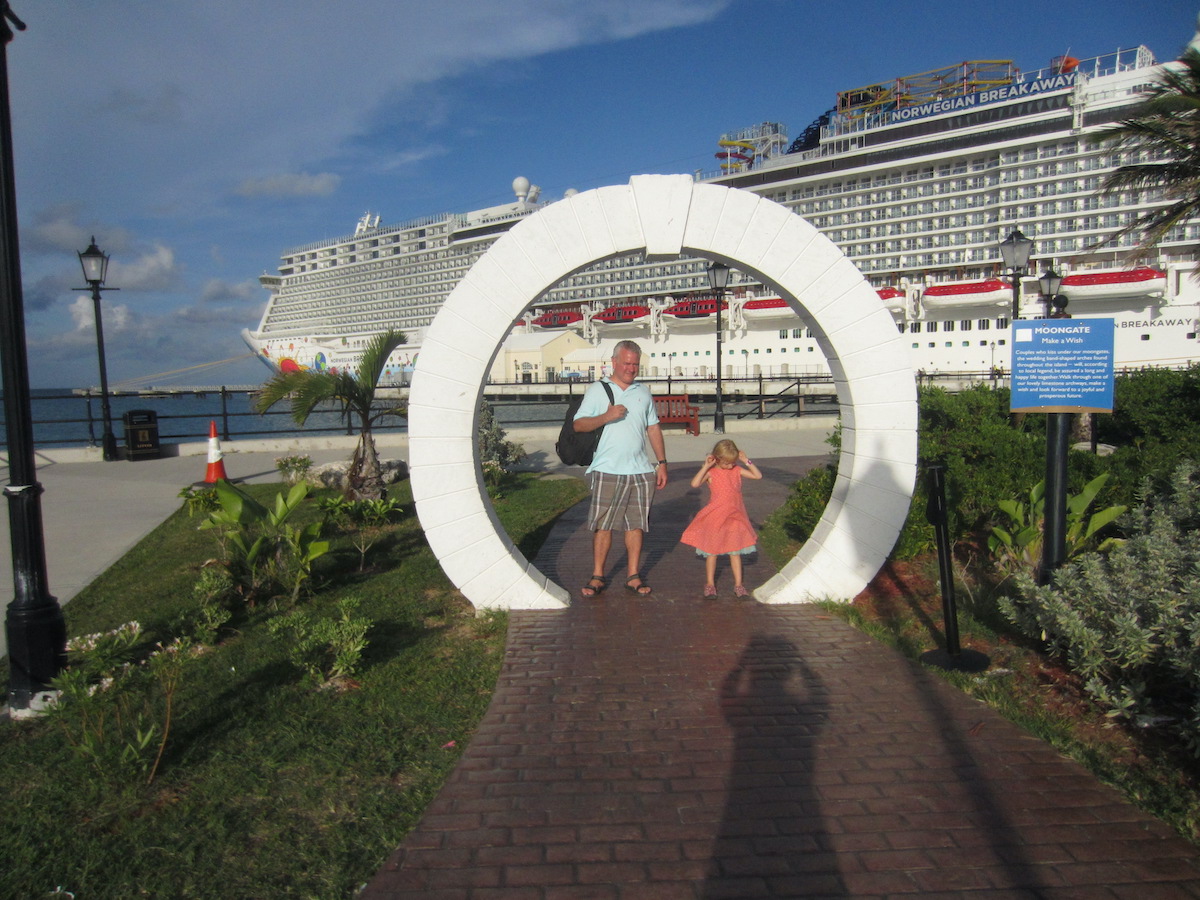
[707,262,730,434]
[1,3,67,714]
[1039,267,1068,318]
[1037,266,1071,585]
[998,227,1034,322]
[76,238,119,461]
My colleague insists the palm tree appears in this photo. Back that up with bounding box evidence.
[254,330,407,500]
[1095,47,1200,269]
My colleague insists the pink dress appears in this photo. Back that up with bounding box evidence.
[680,465,758,556]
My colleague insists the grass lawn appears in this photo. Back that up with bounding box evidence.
[0,472,588,899]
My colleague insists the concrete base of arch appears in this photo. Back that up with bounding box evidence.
[409,175,917,610]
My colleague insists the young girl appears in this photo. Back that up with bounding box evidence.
[680,439,763,598]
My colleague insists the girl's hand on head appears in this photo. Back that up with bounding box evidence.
[737,450,748,464]
[705,455,716,467]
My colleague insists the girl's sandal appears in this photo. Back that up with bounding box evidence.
[703,584,717,599]
[581,575,608,598]
[734,584,750,598]
[625,574,653,596]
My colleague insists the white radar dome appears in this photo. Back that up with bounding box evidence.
[512,176,530,201]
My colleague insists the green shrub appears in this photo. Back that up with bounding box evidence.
[1100,364,1200,447]
[478,400,524,468]
[988,474,1127,577]
[918,385,1046,538]
[198,480,329,606]
[999,461,1200,756]
[780,462,835,544]
[47,623,193,786]
[274,453,314,486]
[268,596,372,686]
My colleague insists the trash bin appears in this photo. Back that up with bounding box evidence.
[123,409,160,461]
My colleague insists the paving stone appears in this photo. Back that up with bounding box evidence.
[357,453,1200,898]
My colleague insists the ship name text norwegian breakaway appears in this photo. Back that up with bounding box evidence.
[892,72,1076,123]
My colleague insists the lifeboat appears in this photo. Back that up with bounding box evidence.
[663,297,728,320]
[592,304,650,327]
[741,297,794,320]
[876,286,906,313]
[531,308,584,329]
[1060,267,1166,300]
[921,279,1012,310]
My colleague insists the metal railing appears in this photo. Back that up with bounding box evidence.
[6,368,1032,450]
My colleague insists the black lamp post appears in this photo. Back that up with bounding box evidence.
[998,228,1034,321]
[1038,266,1072,585]
[707,261,729,434]
[1,3,67,715]
[1039,267,1068,318]
[76,238,119,461]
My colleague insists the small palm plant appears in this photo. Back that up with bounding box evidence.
[989,473,1127,577]
[253,330,407,500]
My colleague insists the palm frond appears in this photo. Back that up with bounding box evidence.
[252,370,340,424]
[1090,48,1200,268]
[356,329,407,387]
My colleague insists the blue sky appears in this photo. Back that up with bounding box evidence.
[6,0,1195,388]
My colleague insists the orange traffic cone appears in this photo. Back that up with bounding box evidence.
[202,420,229,484]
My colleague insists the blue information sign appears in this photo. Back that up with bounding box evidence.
[1010,318,1115,413]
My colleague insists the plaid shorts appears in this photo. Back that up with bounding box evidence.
[587,471,655,532]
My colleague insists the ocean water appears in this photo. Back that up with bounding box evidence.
[1,389,380,449]
[0,389,574,450]
[1,387,777,450]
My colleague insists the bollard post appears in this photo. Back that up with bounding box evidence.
[920,463,989,672]
[220,386,231,442]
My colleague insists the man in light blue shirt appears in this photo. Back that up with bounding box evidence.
[572,340,668,598]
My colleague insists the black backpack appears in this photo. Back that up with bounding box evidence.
[555,381,615,466]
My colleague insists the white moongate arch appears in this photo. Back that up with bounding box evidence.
[409,175,917,610]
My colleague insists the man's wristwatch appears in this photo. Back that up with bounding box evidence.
[657,459,667,466]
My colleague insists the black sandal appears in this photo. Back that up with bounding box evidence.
[625,574,653,596]
[580,575,608,598]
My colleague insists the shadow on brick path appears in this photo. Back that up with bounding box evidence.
[360,456,1200,899]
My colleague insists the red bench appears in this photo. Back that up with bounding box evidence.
[654,394,700,436]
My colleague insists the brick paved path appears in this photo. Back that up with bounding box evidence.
[361,457,1200,899]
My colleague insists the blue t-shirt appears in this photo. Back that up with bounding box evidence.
[574,379,659,475]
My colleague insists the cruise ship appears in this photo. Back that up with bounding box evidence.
[242,36,1200,385]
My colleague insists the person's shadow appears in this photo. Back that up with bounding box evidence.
[704,634,848,897]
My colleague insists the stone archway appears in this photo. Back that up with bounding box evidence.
[409,175,917,609]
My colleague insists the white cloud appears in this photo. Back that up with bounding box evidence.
[234,173,341,199]
[7,0,735,388]
[23,206,136,257]
[107,245,181,292]
[68,295,133,333]
[199,278,262,305]
[9,2,731,209]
